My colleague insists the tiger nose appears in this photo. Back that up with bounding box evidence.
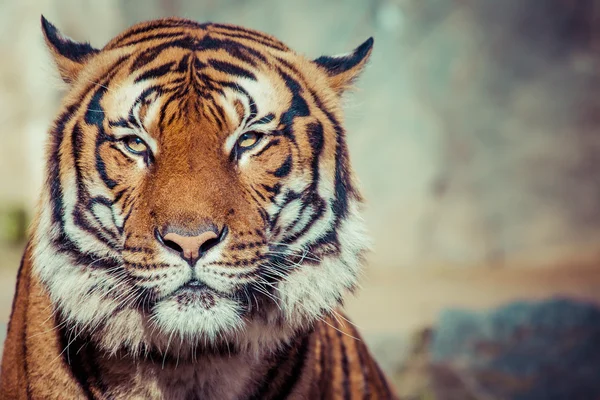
[157,227,227,264]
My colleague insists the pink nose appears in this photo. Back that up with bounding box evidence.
[159,228,224,264]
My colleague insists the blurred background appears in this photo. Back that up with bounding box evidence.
[1,0,600,398]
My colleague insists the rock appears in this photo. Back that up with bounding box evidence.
[430,298,600,400]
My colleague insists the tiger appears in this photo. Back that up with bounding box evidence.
[0,16,397,399]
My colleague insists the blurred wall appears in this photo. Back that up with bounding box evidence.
[1,0,599,269]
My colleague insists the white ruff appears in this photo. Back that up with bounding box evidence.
[276,202,369,327]
[151,295,243,342]
[31,196,368,358]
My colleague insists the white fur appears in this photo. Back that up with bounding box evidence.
[277,202,369,325]
[152,295,243,342]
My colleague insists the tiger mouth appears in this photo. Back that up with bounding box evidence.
[173,282,219,309]
[181,279,211,291]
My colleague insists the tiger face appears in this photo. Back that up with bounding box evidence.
[33,17,372,357]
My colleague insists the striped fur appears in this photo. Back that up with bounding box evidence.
[0,16,397,399]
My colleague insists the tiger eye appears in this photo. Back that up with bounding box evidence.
[124,136,148,154]
[237,132,261,149]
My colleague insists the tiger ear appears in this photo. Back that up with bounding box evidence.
[41,15,99,84]
[313,37,374,95]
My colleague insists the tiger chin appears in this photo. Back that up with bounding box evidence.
[0,16,397,400]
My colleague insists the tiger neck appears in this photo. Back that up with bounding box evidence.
[61,331,317,400]
[2,246,321,399]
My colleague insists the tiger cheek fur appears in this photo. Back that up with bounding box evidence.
[0,16,397,399]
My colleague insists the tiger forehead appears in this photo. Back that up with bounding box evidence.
[89,19,317,147]
[104,66,283,136]
[105,19,291,56]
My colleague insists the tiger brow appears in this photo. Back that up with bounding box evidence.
[249,113,275,126]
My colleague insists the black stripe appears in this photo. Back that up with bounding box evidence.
[336,323,351,400]
[250,184,267,202]
[203,102,226,130]
[117,32,188,48]
[121,205,135,229]
[130,36,201,70]
[318,324,328,395]
[208,23,287,47]
[134,61,176,83]
[89,197,121,237]
[247,96,258,122]
[262,183,281,198]
[281,195,326,245]
[215,31,289,51]
[278,69,309,142]
[325,323,335,397]
[81,341,110,397]
[267,189,301,231]
[351,325,371,400]
[157,92,183,130]
[202,103,223,131]
[250,112,275,126]
[177,53,191,73]
[248,344,292,399]
[275,334,310,399]
[212,80,258,124]
[49,105,78,227]
[84,84,106,126]
[58,322,96,399]
[257,207,270,226]
[281,122,326,241]
[208,24,289,51]
[272,155,292,178]
[194,72,225,96]
[306,121,324,191]
[71,123,120,247]
[252,138,280,158]
[89,88,119,190]
[196,35,267,66]
[109,19,205,48]
[156,42,257,95]
[108,118,131,129]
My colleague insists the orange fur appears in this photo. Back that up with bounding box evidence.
[0,17,397,399]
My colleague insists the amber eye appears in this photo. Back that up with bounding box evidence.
[124,136,148,154]
[237,132,262,150]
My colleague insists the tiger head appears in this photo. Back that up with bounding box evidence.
[33,17,372,357]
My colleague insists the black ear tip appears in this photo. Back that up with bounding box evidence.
[356,37,374,56]
[41,15,58,39]
[41,15,50,31]
[40,16,99,65]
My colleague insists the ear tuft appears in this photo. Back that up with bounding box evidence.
[41,15,99,83]
[314,37,374,95]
